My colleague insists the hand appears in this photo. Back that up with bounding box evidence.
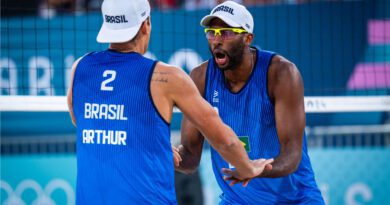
[172,145,182,167]
[222,158,273,187]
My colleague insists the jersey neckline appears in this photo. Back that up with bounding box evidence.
[220,47,259,95]
[106,49,141,56]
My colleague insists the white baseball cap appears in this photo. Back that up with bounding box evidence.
[97,0,151,43]
[200,1,254,33]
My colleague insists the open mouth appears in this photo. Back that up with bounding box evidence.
[214,50,228,66]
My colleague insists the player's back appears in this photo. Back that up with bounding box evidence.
[72,49,176,205]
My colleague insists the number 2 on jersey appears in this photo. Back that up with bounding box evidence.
[101,70,116,91]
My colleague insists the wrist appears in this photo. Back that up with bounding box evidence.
[236,163,255,179]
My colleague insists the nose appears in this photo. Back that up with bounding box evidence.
[213,33,223,42]
[211,34,223,48]
[211,37,223,49]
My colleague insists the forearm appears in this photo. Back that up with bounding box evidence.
[257,151,301,178]
[206,124,253,176]
[175,145,201,174]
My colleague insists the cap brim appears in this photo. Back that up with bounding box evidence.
[96,23,142,43]
[200,14,241,28]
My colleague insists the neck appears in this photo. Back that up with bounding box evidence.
[109,42,144,54]
[224,47,255,84]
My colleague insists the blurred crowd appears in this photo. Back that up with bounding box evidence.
[1,0,342,18]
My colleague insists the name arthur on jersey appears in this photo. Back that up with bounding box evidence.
[82,103,128,146]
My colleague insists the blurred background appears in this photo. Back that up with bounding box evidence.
[1,0,389,204]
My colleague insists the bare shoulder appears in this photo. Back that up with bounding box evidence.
[269,55,300,81]
[152,62,198,96]
[268,55,303,100]
[153,62,188,83]
[189,60,209,95]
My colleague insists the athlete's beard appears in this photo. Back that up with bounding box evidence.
[209,41,245,71]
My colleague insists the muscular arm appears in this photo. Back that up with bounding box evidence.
[175,63,207,174]
[258,56,305,178]
[151,62,256,178]
[67,57,82,126]
[177,117,205,174]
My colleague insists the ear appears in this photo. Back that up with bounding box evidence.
[245,33,254,46]
[140,18,150,34]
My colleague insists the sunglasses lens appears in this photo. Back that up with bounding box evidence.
[221,30,235,40]
[206,30,216,40]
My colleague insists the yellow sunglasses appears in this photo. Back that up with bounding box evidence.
[204,28,248,40]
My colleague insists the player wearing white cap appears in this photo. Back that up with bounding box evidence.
[175,1,325,204]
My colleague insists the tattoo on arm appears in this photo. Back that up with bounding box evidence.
[152,78,168,83]
[152,72,171,83]
[153,71,171,75]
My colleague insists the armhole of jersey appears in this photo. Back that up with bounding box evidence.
[203,60,210,99]
[147,61,170,126]
[71,53,91,115]
[265,52,277,106]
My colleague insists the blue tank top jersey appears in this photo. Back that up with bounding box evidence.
[72,50,176,205]
[205,48,324,204]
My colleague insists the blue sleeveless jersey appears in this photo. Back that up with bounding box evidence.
[72,50,176,205]
[205,48,324,204]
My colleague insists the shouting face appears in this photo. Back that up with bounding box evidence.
[207,18,248,71]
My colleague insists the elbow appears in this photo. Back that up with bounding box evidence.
[288,152,302,175]
[289,162,300,175]
[272,149,302,177]
[215,125,240,152]
[214,137,240,155]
